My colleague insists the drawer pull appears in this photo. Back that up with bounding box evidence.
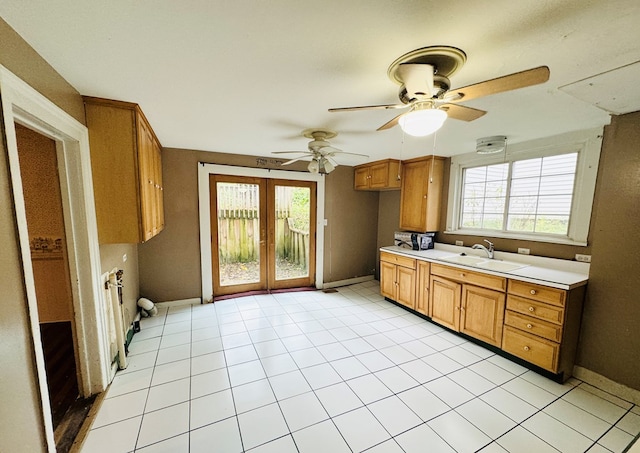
[526,323,533,329]
[523,346,530,351]
[460,273,465,277]
[528,306,535,312]
[530,289,537,295]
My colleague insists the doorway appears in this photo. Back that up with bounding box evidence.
[15,124,80,430]
[210,175,316,297]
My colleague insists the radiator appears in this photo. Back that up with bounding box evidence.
[103,268,128,370]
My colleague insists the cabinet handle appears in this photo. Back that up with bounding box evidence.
[528,306,535,312]
[526,323,533,329]
[523,346,530,351]
[460,273,465,278]
[530,289,537,295]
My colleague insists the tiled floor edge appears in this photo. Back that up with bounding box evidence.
[573,366,640,406]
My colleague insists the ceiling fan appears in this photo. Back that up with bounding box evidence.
[329,46,550,136]
[272,128,369,174]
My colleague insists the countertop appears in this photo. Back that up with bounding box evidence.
[380,244,590,290]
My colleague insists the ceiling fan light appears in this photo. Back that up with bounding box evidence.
[399,108,447,137]
[323,159,335,174]
[308,159,320,173]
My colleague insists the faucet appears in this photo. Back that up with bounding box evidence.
[472,239,495,259]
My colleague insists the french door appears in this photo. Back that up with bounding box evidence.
[210,175,316,297]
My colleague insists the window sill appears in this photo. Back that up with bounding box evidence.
[443,229,588,247]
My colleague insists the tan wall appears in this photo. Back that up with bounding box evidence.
[375,190,401,277]
[138,148,380,302]
[575,112,640,390]
[0,18,85,125]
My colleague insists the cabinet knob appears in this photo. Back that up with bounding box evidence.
[528,306,535,312]
[526,323,533,329]
[530,289,537,295]
[460,273,465,278]
[523,346,530,351]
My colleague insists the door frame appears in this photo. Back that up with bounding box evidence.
[198,163,325,302]
[1,65,109,451]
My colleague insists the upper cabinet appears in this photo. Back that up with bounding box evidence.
[399,155,445,232]
[84,97,164,244]
[354,159,401,191]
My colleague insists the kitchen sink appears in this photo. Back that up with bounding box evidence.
[439,255,487,266]
[440,254,528,272]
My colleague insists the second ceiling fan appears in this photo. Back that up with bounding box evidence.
[329,46,550,136]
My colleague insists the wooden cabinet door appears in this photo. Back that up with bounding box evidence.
[399,159,427,231]
[416,261,430,316]
[460,285,506,346]
[430,276,461,331]
[396,265,416,309]
[153,139,164,234]
[354,166,371,190]
[380,261,397,300]
[137,120,156,241]
[399,156,444,232]
[369,161,391,189]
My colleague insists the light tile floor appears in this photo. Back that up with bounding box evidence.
[81,281,640,453]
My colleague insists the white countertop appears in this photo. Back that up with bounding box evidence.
[381,244,590,290]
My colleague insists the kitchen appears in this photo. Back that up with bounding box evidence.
[1,2,639,452]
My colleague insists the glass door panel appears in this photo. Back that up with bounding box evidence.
[269,180,316,289]
[211,175,266,296]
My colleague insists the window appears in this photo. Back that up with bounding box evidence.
[446,129,603,245]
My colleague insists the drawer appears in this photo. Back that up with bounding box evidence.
[380,251,416,269]
[431,263,506,292]
[508,280,566,307]
[506,295,564,325]
[502,326,559,372]
[504,310,562,342]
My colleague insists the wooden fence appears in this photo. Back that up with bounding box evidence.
[216,183,309,267]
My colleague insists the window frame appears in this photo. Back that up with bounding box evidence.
[445,128,604,246]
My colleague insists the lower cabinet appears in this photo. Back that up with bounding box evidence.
[379,252,585,381]
[415,261,430,316]
[430,269,506,347]
[380,252,416,310]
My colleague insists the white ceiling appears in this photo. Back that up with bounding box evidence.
[1,1,639,165]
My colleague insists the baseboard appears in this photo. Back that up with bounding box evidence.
[155,297,202,308]
[573,366,640,405]
[321,275,375,289]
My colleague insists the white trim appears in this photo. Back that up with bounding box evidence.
[0,65,109,451]
[156,298,202,308]
[322,275,375,289]
[446,128,603,246]
[198,163,325,302]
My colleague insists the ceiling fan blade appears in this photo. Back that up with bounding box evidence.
[272,151,311,155]
[281,156,309,166]
[329,151,370,158]
[449,66,550,102]
[440,104,487,122]
[398,63,434,98]
[377,112,405,131]
[321,145,343,154]
[329,103,408,112]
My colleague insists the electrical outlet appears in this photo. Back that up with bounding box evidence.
[518,248,530,255]
[575,254,591,263]
[323,219,328,226]
[455,240,464,246]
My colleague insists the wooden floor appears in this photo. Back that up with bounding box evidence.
[40,321,79,429]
